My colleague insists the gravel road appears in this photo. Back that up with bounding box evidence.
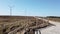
[35,17,60,34]
[39,21,60,34]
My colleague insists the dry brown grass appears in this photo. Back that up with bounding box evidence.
[47,18,60,22]
[0,16,49,34]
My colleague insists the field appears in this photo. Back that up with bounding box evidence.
[0,16,49,34]
[46,16,60,22]
[47,18,60,22]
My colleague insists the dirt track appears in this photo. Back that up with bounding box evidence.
[34,17,60,34]
[39,21,60,34]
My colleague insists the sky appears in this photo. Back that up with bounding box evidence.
[0,0,60,16]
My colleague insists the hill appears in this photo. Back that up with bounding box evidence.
[0,16,49,34]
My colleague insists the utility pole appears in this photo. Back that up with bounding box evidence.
[8,0,13,16]
[9,5,14,16]
[9,6,12,16]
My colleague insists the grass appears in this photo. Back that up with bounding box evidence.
[47,18,60,22]
[0,16,49,34]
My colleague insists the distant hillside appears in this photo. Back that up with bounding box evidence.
[46,16,60,18]
[46,16,60,22]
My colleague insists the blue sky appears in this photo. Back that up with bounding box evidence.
[0,0,60,16]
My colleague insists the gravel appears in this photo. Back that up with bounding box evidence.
[39,21,60,34]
